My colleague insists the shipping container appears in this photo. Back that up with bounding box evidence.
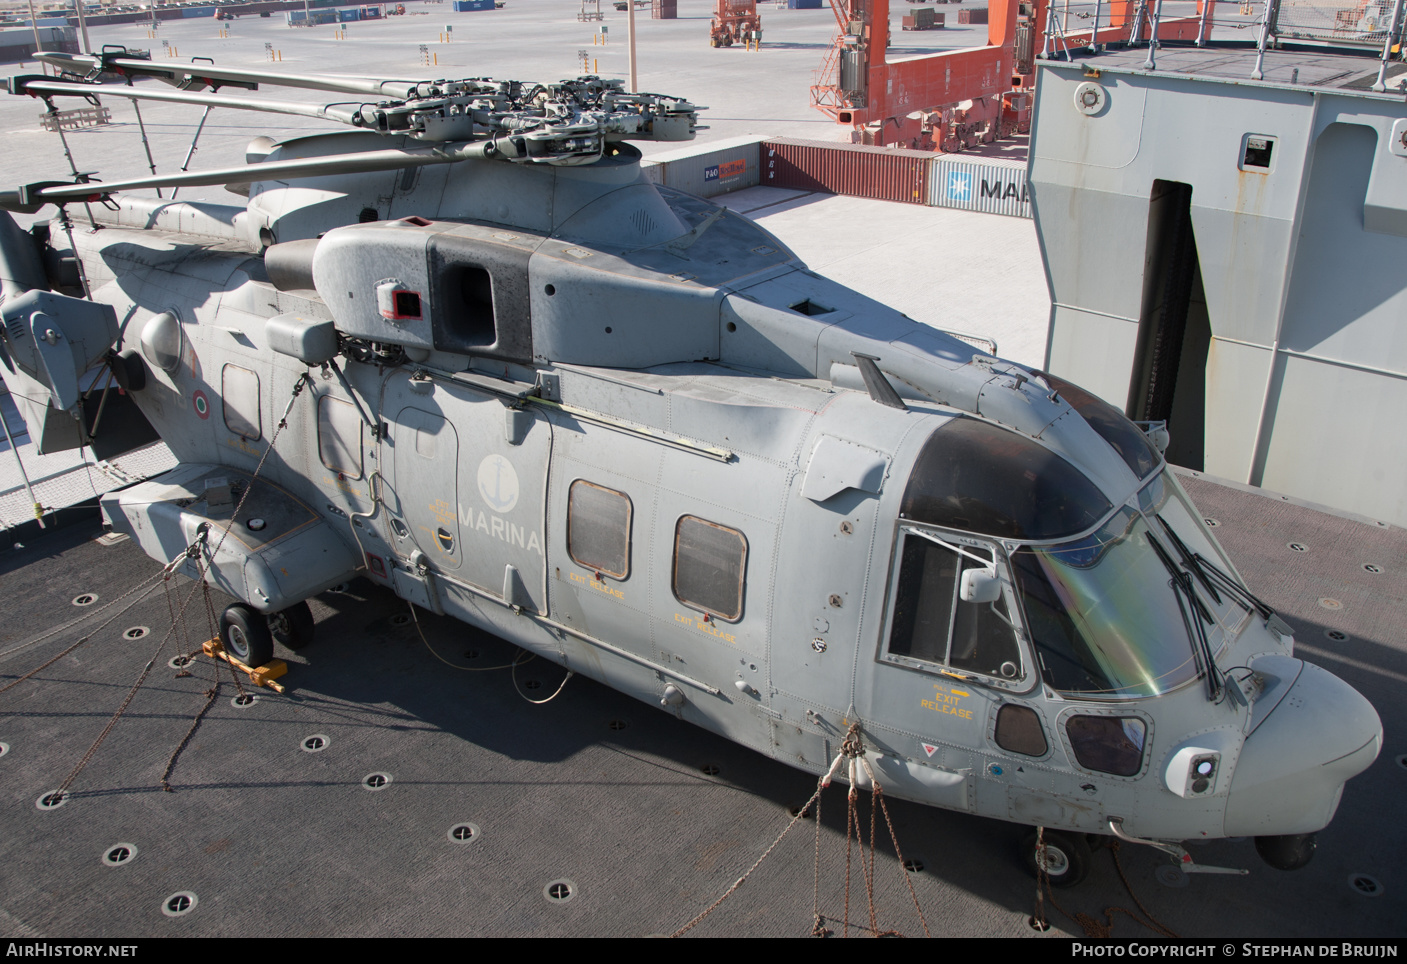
[338,8,359,21]
[452,0,493,10]
[644,136,761,198]
[901,11,943,28]
[928,154,1031,218]
[761,138,931,205]
[0,24,77,64]
[787,0,822,7]
[287,8,337,24]
[902,7,935,29]
[651,0,677,18]
[956,7,987,23]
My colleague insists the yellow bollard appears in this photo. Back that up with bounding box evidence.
[594,58,598,73]
[433,52,438,65]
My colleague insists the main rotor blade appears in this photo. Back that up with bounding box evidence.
[36,52,425,100]
[11,78,365,127]
[7,141,492,209]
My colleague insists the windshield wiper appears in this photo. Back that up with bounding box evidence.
[1156,515,1223,607]
[1150,537,1222,702]
[1190,552,1276,621]
[1148,535,1212,625]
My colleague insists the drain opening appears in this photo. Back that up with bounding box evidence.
[523,679,542,690]
[71,593,98,607]
[36,789,67,810]
[389,613,412,628]
[1287,542,1308,553]
[787,803,812,819]
[608,719,628,731]
[902,858,925,873]
[123,626,149,640]
[1396,754,1407,771]
[1363,564,1383,574]
[700,763,721,776]
[103,843,137,867]
[1203,518,1220,527]
[301,735,330,753]
[0,742,8,758]
[231,694,258,709]
[362,772,393,791]
[543,879,577,903]
[464,649,480,659]
[1349,874,1383,897]
[162,892,198,917]
[167,655,193,669]
[1325,630,1350,642]
[447,822,481,844]
[1028,916,1052,932]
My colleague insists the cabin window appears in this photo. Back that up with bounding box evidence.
[568,480,631,579]
[1065,715,1147,776]
[673,515,748,622]
[885,531,1023,681]
[994,704,1048,757]
[317,395,364,480]
[221,365,262,441]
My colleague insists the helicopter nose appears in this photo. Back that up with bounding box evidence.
[1223,660,1382,839]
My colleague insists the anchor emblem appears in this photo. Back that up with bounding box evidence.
[477,454,519,513]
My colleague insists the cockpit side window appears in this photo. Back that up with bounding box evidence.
[885,532,1023,682]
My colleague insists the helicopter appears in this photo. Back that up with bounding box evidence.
[0,46,1382,888]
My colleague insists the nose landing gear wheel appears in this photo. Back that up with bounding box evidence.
[266,600,314,651]
[1023,829,1092,887]
[220,604,275,668]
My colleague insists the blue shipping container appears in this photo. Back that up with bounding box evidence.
[452,0,493,10]
[787,0,822,7]
[338,8,359,21]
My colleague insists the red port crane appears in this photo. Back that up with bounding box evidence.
[812,0,1212,151]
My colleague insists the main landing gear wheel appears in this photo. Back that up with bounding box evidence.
[267,600,314,651]
[220,604,274,668]
[1023,829,1093,887]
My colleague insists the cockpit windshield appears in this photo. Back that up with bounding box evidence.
[1009,471,1246,700]
[1011,506,1202,699]
[896,417,1249,700]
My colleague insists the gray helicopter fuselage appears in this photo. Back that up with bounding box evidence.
[17,137,1379,857]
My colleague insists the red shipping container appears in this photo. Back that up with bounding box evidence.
[652,0,677,18]
[761,138,931,205]
[957,7,988,23]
